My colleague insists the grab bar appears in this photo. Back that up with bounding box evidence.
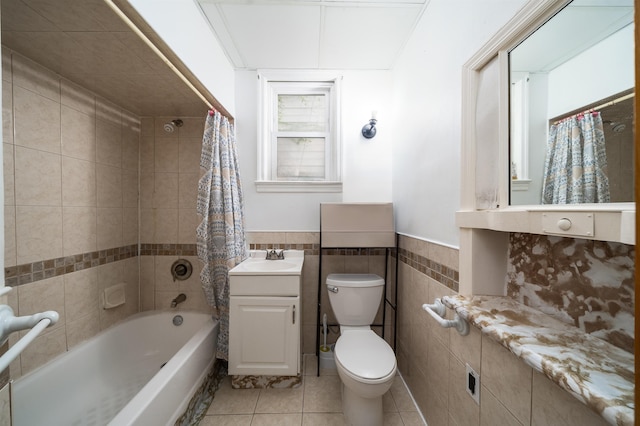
[422,298,470,336]
[0,288,59,373]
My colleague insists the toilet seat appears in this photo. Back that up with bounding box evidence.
[334,329,396,384]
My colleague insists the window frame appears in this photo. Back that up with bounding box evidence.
[257,70,342,193]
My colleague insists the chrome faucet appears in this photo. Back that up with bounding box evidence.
[171,293,187,308]
[265,249,285,260]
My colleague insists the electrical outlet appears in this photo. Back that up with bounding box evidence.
[466,363,480,404]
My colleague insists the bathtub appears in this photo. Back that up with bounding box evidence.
[11,310,218,426]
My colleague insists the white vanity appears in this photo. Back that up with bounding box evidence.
[228,250,304,386]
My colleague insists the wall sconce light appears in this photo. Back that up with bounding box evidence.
[361,111,378,139]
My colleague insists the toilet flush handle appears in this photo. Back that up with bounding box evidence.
[327,286,339,293]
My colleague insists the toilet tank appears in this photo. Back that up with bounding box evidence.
[326,274,384,326]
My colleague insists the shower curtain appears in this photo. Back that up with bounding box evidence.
[541,111,610,204]
[197,110,247,361]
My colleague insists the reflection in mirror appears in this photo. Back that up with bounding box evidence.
[509,0,634,205]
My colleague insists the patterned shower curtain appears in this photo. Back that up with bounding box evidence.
[197,110,247,360]
[541,111,610,204]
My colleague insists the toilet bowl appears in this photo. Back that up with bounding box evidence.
[326,274,397,426]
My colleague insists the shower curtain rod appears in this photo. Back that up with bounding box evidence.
[551,91,635,124]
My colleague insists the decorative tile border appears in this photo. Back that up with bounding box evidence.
[5,245,139,287]
[398,247,459,292]
[4,243,201,287]
[249,243,319,255]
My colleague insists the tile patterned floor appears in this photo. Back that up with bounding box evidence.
[199,355,425,426]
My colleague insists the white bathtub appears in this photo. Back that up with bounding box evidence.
[11,310,218,426]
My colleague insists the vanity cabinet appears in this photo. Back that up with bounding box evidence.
[229,295,299,375]
[228,250,304,377]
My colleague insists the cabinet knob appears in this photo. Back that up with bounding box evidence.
[557,218,572,231]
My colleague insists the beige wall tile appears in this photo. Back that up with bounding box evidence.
[178,137,202,173]
[122,170,138,208]
[96,118,122,167]
[450,319,482,372]
[152,208,178,244]
[13,86,61,153]
[15,146,62,206]
[139,173,154,209]
[122,207,139,246]
[178,172,199,208]
[178,117,205,138]
[285,232,319,245]
[121,124,140,172]
[97,207,123,250]
[62,156,96,207]
[96,163,122,208]
[4,206,16,267]
[2,50,11,83]
[139,208,154,243]
[140,256,155,311]
[95,97,121,126]
[12,54,60,102]
[448,357,479,426]
[178,208,198,244]
[155,136,179,172]
[531,371,608,426]
[427,278,452,347]
[140,137,155,173]
[246,232,286,245]
[480,386,523,426]
[481,336,532,425]
[2,143,16,206]
[153,172,178,208]
[63,206,97,255]
[64,268,99,319]
[61,79,95,117]
[66,311,100,349]
[2,84,13,146]
[20,327,67,375]
[61,105,95,161]
[426,337,449,407]
[16,206,62,264]
[17,276,65,333]
[155,289,210,312]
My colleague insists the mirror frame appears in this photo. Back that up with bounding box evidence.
[457,0,635,249]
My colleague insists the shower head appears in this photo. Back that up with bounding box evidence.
[163,119,184,133]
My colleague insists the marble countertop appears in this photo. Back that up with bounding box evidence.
[441,295,634,426]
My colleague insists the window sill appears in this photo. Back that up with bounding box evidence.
[255,181,343,193]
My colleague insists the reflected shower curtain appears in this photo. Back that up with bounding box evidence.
[197,110,247,360]
[541,112,610,204]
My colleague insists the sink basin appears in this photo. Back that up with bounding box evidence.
[229,250,304,276]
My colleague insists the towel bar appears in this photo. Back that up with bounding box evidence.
[422,298,469,336]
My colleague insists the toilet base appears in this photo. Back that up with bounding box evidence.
[342,382,383,426]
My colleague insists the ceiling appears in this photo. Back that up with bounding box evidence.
[1,0,211,117]
[196,0,430,70]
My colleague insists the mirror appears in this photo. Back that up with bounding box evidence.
[509,0,634,205]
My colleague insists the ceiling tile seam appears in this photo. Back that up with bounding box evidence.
[387,0,432,70]
[203,3,246,69]
[317,4,326,69]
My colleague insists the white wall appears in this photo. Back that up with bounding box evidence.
[127,0,236,115]
[235,70,394,231]
[391,0,527,247]
[548,24,634,117]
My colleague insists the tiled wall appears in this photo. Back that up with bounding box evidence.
[138,116,212,312]
[396,234,609,426]
[2,49,141,378]
[507,233,635,353]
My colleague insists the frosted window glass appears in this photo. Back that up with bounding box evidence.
[277,95,328,132]
[276,137,325,179]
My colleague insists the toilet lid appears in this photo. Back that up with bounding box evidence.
[334,330,396,380]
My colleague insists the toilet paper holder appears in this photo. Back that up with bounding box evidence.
[422,298,469,336]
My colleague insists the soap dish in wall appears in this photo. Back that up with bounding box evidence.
[103,283,126,309]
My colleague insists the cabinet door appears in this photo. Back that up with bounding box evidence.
[229,296,300,376]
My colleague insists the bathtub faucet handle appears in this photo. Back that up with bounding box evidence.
[171,293,187,308]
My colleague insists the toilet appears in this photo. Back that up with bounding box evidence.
[326,273,397,426]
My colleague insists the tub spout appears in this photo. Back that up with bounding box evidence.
[171,293,187,308]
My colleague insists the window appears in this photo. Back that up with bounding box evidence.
[257,71,342,192]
